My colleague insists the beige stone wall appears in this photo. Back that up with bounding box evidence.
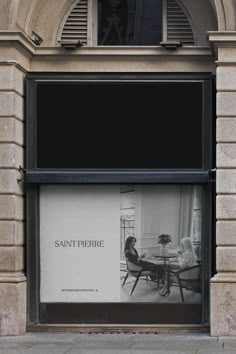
[209,32,236,336]
[0,61,26,335]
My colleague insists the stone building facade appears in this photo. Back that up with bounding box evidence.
[0,0,236,336]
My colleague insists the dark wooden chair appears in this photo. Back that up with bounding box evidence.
[122,259,159,295]
[167,264,201,303]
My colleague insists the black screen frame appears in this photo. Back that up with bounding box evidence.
[26,73,213,183]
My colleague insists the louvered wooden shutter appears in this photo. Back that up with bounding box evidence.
[61,0,88,45]
[167,0,194,45]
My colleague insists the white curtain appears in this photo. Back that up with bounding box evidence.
[178,186,194,245]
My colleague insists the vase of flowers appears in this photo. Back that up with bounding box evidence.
[158,234,172,256]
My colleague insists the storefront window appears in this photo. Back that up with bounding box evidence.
[26,73,213,325]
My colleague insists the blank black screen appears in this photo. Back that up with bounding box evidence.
[37,81,203,169]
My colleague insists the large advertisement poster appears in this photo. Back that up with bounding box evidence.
[40,186,120,302]
[40,185,202,304]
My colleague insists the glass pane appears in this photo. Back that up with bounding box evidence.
[98,0,162,45]
[36,81,203,169]
[40,185,202,304]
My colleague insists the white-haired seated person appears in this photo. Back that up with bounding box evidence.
[159,237,197,296]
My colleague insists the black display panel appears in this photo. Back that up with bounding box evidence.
[36,80,203,169]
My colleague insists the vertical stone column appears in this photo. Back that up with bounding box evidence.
[209,32,236,336]
[0,33,33,335]
[0,63,26,335]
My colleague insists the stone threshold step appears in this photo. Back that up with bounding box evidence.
[27,324,210,334]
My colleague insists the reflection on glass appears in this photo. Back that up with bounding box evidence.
[98,0,162,45]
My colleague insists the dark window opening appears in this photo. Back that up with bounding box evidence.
[98,0,162,45]
[36,81,203,169]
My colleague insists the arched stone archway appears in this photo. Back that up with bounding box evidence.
[0,0,226,44]
[16,0,74,46]
[2,0,236,35]
[213,0,236,31]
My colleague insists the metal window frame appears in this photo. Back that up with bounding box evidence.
[26,73,214,326]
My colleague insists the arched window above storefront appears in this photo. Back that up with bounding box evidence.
[59,0,195,46]
[98,0,163,45]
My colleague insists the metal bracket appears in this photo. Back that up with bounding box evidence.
[160,41,183,50]
[209,168,216,183]
[58,39,83,50]
[17,165,26,183]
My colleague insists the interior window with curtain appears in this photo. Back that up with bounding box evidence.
[98,0,162,45]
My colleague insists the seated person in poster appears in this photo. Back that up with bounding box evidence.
[124,236,164,280]
[159,237,197,296]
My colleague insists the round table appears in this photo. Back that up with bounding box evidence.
[153,254,177,268]
[153,254,178,294]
